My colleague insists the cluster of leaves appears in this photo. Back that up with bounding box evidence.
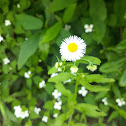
[0,0,126,125]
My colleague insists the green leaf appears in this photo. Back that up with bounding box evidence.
[43,101,53,110]
[85,74,115,83]
[55,83,71,98]
[107,111,118,123]
[89,0,107,21]
[78,56,101,65]
[49,0,76,12]
[45,83,54,94]
[48,67,58,75]
[42,22,62,43]
[77,76,109,92]
[0,102,6,119]
[116,40,126,50]
[112,85,121,97]
[100,58,126,73]
[16,14,43,30]
[18,32,40,69]
[74,123,87,126]
[75,103,106,117]
[119,68,126,87]
[63,3,76,23]
[48,72,74,83]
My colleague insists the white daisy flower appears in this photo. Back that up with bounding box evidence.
[63,78,71,84]
[53,113,58,118]
[14,105,22,118]
[50,73,58,78]
[60,36,86,61]
[3,58,10,64]
[116,98,125,107]
[84,24,93,33]
[42,116,48,123]
[24,71,31,79]
[0,35,4,42]
[70,66,78,74]
[39,80,46,88]
[102,97,108,106]
[34,107,41,115]
[64,24,71,31]
[54,101,62,110]
[52,89,61,99]
[78,86,88,97]
[5,20,11,26]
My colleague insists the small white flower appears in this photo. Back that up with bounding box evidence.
[78,86,88,97]
[24,71,31,79]
[55,62,59,68]
[63,78,71,84]
[87,65,97,72]
[20,110,29,119]
[60,36,86,61]
[52,89,61,99]
[17,4,20,8]
[5,20,11,26]
[58,67,62,72]
[42,116,48,123]
[50,73,58,78]
[64,24,71,31]
[34,107,41,115]
[54,101,62,110]
[116,98,125,107]
[25,38,28,40]
[3,58,10,65]
[84,24,93,33]
[53,113,58,118]
[0,35,4,42]
[102,97,108,106]
[39,80,46,88]
[70,66,78,74]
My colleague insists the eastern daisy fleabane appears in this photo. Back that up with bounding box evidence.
[5,20,11,26]
[34,107,41,115]
[0,35,4,42]
[84,24,93,33]
[102,97,108,105]
[54,101,62,110]
[24,71,31,78]
[52,89,61,99]
[116,98,125,107]
[42,116,48,123]
[53,113,58,118]
[3,57,10,64]
[39,80,46,88]
[78,86,88,97]
[70,66,78,74]
[60,36,86,61]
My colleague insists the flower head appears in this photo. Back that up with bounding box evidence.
[24,71,31,78]
[17,4,20,8]
[52,89,61,99]
[53,113,58,118]
[78,86,88,97]
[0,35,4,42]
[70,66,78,74]
[42,116,48,123]
[102,97,108,105]
[60,36,86,61]
[5,20,11,26]
[34,107,41,115]
[39,80,46,88]
[84,24,93,33]
[3,58,10,64]
[116,98,125,107]
[54,101,62,110]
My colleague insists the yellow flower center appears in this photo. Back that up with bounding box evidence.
[68,43,78,52]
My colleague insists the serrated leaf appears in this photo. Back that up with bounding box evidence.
[112,85,121,97]
[18,32,40,69]
[48,67,58,75]
[119,68,126,87]
[63,3,76,23]
[16,14,43,30]
[48,72,74,83]
[77,76,109,92]
[85,74,115,83]
[43,101,53,110]
[42,22,62,43]
[116,40,126,50]
[100,58,126,73]
[107,111,118,123]
[75,103,106,117]
[78,56,101,65]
